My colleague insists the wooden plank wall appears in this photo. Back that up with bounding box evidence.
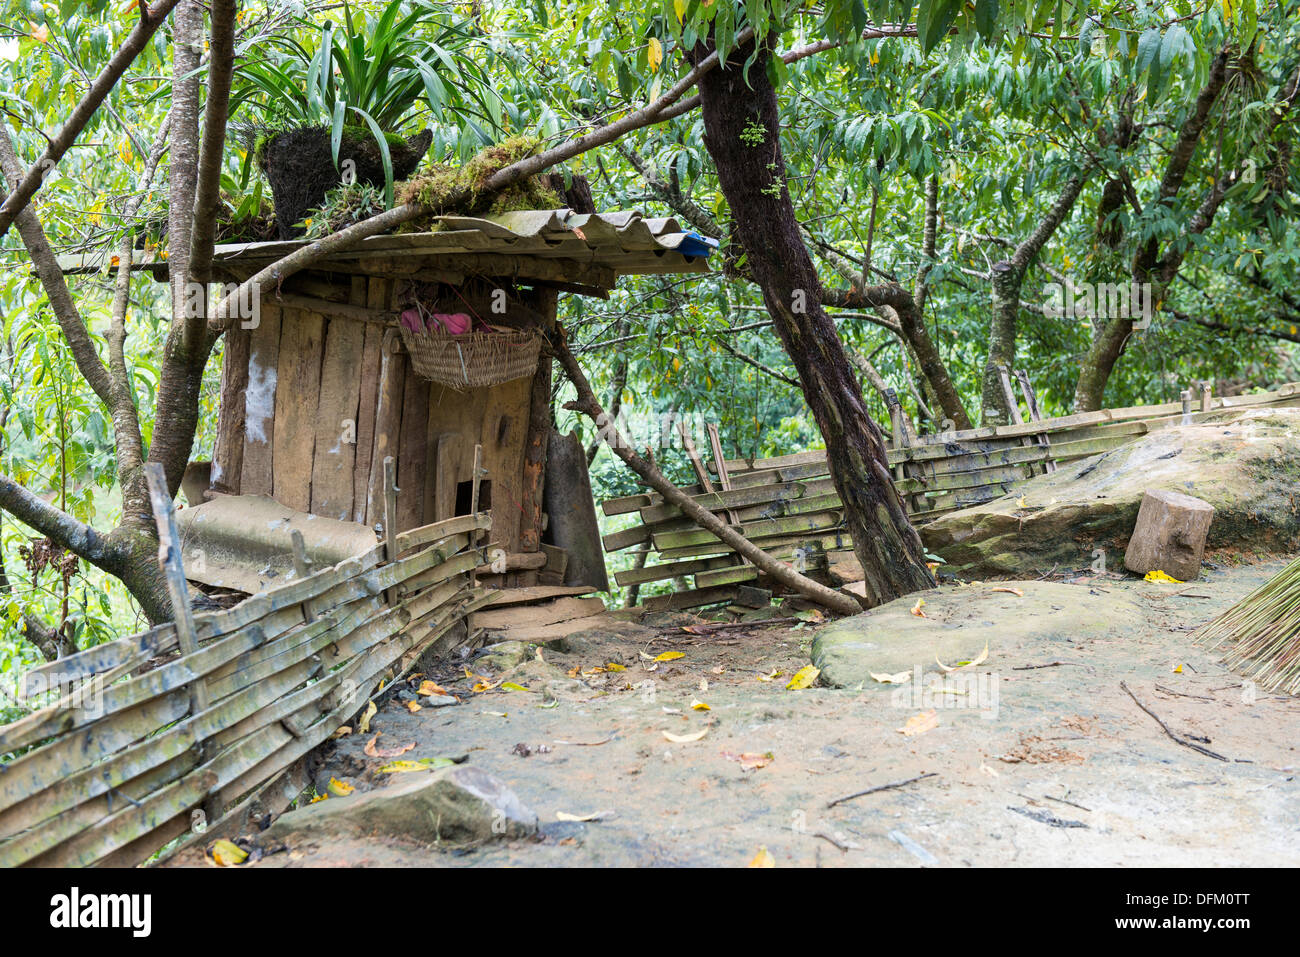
[210,272,548,571]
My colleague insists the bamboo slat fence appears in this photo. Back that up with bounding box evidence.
[0,492,497,867]
[602,380,1300,607]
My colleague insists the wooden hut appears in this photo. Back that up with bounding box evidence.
[181,210,714,591]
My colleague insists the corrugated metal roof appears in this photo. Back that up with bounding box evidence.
[55,209,718,283]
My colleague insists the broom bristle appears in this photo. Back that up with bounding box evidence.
[1194,556,1300,696]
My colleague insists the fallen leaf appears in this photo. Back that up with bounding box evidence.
[357,701,377,734]
[377,757,458,773]
[898,710,939,736]
[556,810,610,822]
[794,608,825,623]
[990,587,1024,597]
[748,846,775,868]
[690,699,711,711]
[416,680,452,697]
[723,750,774,770]
[1173,663,1184,674]
[870,670,912,684]
[327,777,355,796]
[663,727,709,743]
[330,725,352,739]
[655,651,685,662]
[786,665,820,690]
[207,839,248,867]
[756,669,783,682]
[606,662,626,672]
[500,681,533,692]
[406,701,422,713]
[364,734,415,759]
[309,793,328,804]
[1144,570,1184,584]
[911,598,927,618]
[482,711,508,717]
[1016,495,1027,508]
[937,641,990,673]
[710,666,725,675]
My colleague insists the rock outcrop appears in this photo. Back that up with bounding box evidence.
[921,408,1300,579]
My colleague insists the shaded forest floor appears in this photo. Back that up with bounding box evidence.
[166,559,1299,867]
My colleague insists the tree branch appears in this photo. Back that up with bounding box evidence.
[0,0,183,237]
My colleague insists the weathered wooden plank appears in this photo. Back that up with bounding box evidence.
[211,324,250,495]
[366,327,406,526]
[240,302,281,495]
[396,369,432,532]
[272,307,325,511]
[351,279,388,523]
[310,314,367,520]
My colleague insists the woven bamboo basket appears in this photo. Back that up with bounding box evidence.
[399,325,542,390]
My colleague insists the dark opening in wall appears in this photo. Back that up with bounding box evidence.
[455,479,491,516]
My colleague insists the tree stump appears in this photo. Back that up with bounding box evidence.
[1124,489,1215,581]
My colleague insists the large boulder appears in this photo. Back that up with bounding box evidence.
[810,580,1146,689]
[921,407,1300,579]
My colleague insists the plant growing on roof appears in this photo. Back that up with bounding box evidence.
[231,0,502,237]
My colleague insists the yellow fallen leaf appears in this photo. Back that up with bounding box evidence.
[786,665,820,690]
[655,651,685,662]
[606,662,626,672]
[756,669,783,682]
[406,701,422,713]
[937,641,990,673]
[378,757,458,773]
[898,710,939,736]
[207,839,248,867]
[748,846,775,868]
[1173,663,1184,674]
[417,680,452,697]
[500,682,533,692]
[357,701,377,734]
[663,727,709,743]
[870,670,913,684]
[911,598,927,618]
[1144,570,1184,583]
[1016,495,1027,508]
[327,777,354,796]
[690,699,711,711]
[309,793,329,804]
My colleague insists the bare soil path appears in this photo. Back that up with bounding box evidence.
[166,559,1299,867]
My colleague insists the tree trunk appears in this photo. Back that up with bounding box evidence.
[690,39,933,606]
[980,265,1024,425]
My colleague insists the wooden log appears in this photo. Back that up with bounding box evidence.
[1123,489,1215,582]
[542,429,610,591]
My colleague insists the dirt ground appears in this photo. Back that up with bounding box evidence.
[170,559,1300,868]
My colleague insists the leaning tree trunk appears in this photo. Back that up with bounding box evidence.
[690,39,933,606]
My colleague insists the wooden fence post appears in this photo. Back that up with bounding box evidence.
[143,463,219,827]
[290,529,316,622]
[382,455,399,603]
[1014,368,1057,474]
[470,443,484,587]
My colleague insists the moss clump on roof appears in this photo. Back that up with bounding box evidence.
[396,136,562,227]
